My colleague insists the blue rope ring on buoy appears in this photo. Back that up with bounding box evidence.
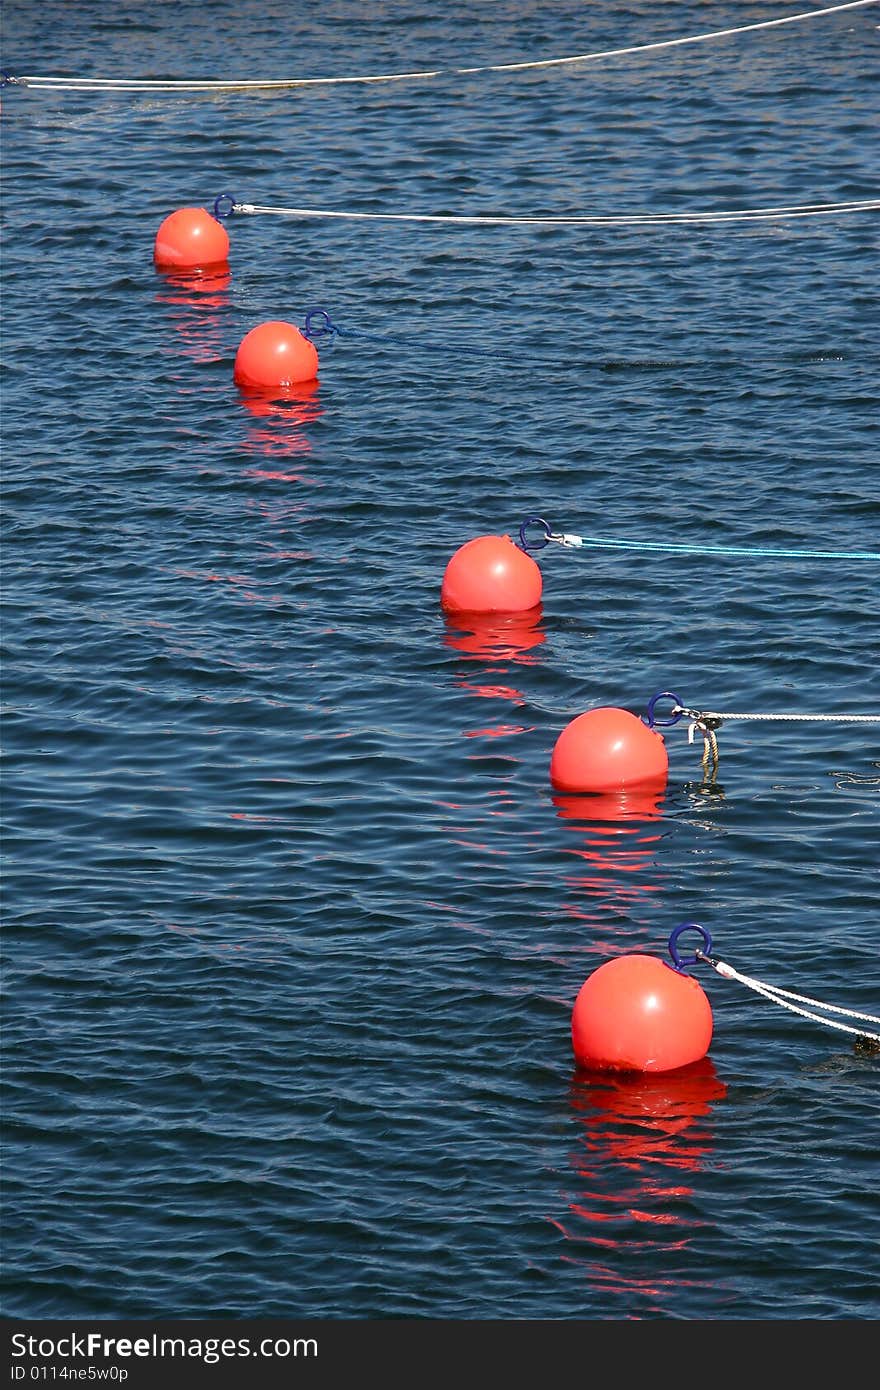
[518,517,552,552]
[668,921,714,973]
[644,690,684,728]
[302,308,340,343]
[212,192,236,221]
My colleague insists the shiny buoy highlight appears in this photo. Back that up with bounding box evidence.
[441,534,542,614]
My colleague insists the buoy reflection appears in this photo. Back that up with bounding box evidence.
[443,606,546,664]
[553,787,666,825]
[237,381,322,473]
[553,1059,727,1276]
[553,788,668,928]
[155,266,232,364]
[445,607,545,739]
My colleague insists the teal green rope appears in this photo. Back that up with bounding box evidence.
[558,534,880,561]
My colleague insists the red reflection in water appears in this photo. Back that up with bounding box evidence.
[167,564,285,607]
[553,789,668,928]
[445,607,545,739]
[238,381,322,471]
[443,606,545,665]
[570,1059,726,1166]
[155,266,232,364]
[552,1060,727,1278]
[553,788,666,826]
[463,723,533,739]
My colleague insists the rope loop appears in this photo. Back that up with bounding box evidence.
[518,517,553,552]
[212,192,237,220]
[643,690,685,729]
[686,711,724,731]
[668,921,714,973]
[302,307,341,343]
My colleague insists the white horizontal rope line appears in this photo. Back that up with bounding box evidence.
[677,709,880,722]
[11,1,878,91]
[8,71,444,91]
[231,199,880,227]
[707,957,880,1041]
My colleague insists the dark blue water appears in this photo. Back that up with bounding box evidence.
[2,1,879,1321]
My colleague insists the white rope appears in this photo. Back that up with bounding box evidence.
[229,198,880,227]
[9,1,877,92]
[702,955,880,1043]
[676,707,880,723]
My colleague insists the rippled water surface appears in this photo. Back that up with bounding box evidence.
[2,1,879,1321]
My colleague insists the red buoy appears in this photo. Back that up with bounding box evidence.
[441,534,542,614]
[550,706,668,793]
[154,207,230,271]
[233,320,319,389]
[571,954,713,1073]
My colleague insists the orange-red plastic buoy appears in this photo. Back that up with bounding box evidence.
[153,207,230,271]
[571,954,713,1073]
[441,534,542,614]
[233,320,319,389]
[550,706,669,793]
